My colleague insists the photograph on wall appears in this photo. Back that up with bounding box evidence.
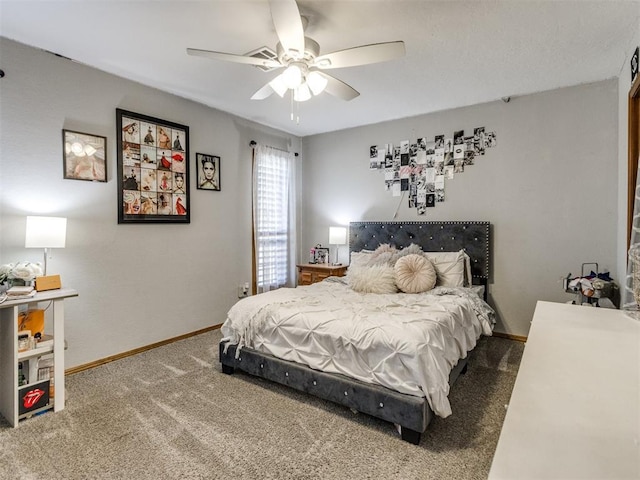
[196,153,221,191]
[62,129,107,182]
[426,193,435,207]
[485,131,497,148]
[116,108,189,224]
[464,136,475,165]
[416,137,427,164]
[435,175,445,202]
[370,145,381,170]
[371,125,496,216]
[384,143,393,168]
[474,127,486,155]
[444,137,453,153]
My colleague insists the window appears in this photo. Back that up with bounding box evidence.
[252,144,296,293]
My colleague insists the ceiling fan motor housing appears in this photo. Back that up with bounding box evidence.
[277,37,320,65]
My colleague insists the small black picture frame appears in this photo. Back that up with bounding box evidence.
[196,153,221,191]
[314,247,330,265]
[632,46,639,82]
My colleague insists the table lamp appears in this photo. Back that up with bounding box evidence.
[25,216,67,275]
[329,226,347,266]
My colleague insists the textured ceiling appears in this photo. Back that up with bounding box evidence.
[1,1,639,137]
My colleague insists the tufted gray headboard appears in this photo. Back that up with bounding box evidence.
[349,221,490,282]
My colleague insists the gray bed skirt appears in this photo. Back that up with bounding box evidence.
[219,340,468,444]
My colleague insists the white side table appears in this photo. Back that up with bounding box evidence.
[0,288,78,427]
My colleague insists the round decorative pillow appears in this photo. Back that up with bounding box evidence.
[394,254,436,293]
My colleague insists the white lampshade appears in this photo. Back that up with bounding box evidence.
[329,226,347,245]
[25,216,67,248]
[294,83,312,102]
[307,71,328,96]
[282,64,303,89]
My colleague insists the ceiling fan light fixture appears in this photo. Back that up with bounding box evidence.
[307,71,328,95]
[294,83,311,102]
[282,64,303,89]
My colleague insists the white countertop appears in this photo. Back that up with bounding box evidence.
[489,301,640,479]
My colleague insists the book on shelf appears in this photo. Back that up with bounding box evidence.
[7,286,34,295]
[5,286,36,300]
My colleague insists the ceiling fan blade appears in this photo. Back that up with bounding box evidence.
[313,41,406,69]
[187,48,282,69]
[269,0,305,56]
[251,82,275,100]
[319,72,360,101]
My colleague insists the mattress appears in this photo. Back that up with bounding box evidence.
[221,277,495,417]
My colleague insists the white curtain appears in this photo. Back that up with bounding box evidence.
[623,156,640,309]
[252,144,297,293]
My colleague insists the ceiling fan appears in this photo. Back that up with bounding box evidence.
[186,0,405,103]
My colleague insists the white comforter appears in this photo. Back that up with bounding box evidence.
[221,277,495,418]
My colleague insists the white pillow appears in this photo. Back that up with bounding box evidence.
[424,250,471,287]
[394,254,436,293]
[350,250,373,269]
[347,264,398,294]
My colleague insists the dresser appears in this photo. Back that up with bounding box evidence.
[488,301,640,479]
[296,264,347,286]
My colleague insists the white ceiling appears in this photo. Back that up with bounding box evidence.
[1,1,639,137]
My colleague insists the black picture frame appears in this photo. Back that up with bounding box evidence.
[632,46,639,82]
[196,153,221,191]
[62,129,107,182]
[116,108,190,224]
[314,247,330,265]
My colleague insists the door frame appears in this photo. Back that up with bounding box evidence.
[627,74,640,248]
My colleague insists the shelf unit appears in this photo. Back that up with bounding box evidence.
[0,288,77,427]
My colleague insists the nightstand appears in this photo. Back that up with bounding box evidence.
[297,264,348,286]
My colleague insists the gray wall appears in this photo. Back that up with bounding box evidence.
[300,80,619,337]
[0,38,301,368]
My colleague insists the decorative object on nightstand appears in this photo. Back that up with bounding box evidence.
[297,264,347,286]
[311,245,329,265]
[329,226,347,265]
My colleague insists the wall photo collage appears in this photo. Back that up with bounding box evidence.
[369,127,497,215]
[116,109,190,224]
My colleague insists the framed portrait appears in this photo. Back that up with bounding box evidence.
[313,247,330,265]
[116,109,190,224]
[62,129,107,182]
[196,153,220,191]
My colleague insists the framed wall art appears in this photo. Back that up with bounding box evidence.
[116,108,190,224]
[313,247,330,264]
[196,153,220,191]
[62,129,107,182]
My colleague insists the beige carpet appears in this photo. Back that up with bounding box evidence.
[0,329,523,480]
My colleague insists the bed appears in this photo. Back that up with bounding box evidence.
[219,221,493,444]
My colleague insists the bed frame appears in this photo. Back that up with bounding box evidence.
[219,221,491,444]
